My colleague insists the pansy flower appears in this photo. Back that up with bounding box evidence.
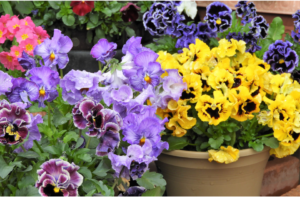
[120,186,146,196]
[263,40,298,73]
[180,74,202,103]
[270,141,300,158]
[120,3,141,22]
[0,70,13,96]
[35,159,83,197]
[90,38,117,64]
[204,2,232,33]
[208,146,239,164]
[18,51,36,72]
[249,15,269,39]
[0,103,31,145]
[70,1,94,16]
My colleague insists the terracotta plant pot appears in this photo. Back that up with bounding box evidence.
[156,147,270,196]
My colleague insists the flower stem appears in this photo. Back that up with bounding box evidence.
[85,137,91,148]
[102,66,108,73]
[256,133,273,138]
[47,102,51,129]
[78,129,82,138]
[60,69,64,78]
[34,140,44,153]
[98,61,102,71]
[21,145,26,152]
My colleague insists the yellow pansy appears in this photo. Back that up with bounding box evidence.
[188,39,211,62]
[195,91,232,125]
[270,73,294,96]
[180,74,202,103]
[174,48,193,64]
[192,61,211,92]
[228,86,260,121]
[261,72,274,94]
[270,141,300,158]
[257,110,273,127]
[208,146,239,164]
[216,39,237,59]
[157,51,180,70]
[273,121,294,142]
[207,67,234,94]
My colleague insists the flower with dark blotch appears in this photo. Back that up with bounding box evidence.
[292,26,300,44]
[34,29,73,70]
[292,70,300,84]
[120,3,141,22]
[17,51,36,72]
[204,2,232,33]
[226,32,261,53]
[28,67,60,107]
[35,159,83,197]
[292,10,300,29]
[0,103,31,145]
[119,186,146,196]
[0,70,13,96]
[6,77,39,108]
[60,70,104,105]
[14,114,43,153]
[90,38,117,64]
[249,15,269,39]
[165,13,185,38]
[70,1,94,16]
[235,1,257,24]
[196,22,217,44]
[263,40,299,73]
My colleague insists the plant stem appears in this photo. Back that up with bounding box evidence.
[34,140,44,153]
[230,132,236,146]
[98,61,102,71]
[102,66,108,73]
[60,69,63,78]
[78,129,82,138]
[21,145,26,152]
[85,137,91,148]
[256,133,273,138]
[47,102,51,129]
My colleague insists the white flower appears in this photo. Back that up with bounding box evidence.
[177,1,198,19]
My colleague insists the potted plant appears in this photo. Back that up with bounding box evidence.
[141,0,300,195]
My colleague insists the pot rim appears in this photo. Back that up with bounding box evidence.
[161,146,270,159]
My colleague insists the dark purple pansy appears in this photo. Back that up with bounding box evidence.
[0,103,31,145]
[17,51,36,72]
[292,70,300,84]
[28,67,60,107]
[196,22,217,44]
[235,1,257,24]
[35,159,83,197]
[90,38,117,64]
[5,77,39,108]
[263,40,299,73]
[249,15,269,39]
[204,2,232,33]
[120,3,141,22]
[96,122,120,156]
[165,13,185,38]
[119,186,146,196]
[292,10,300,29]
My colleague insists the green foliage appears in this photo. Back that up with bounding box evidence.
[1,1,13,16]
[167,136,189,150]
[146,35,180,53]
[136,171,167,190]
[255,38,273,59]
[268,17,285,41]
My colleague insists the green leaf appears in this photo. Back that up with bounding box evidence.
[208,136,224,149]
[0,156,16,179]
[52,108,72,127]
[101,7,112,17]
[78,154,92,162]
[200,142,209,150]
[268,17,285,41]
[167,136,189,151]
[249,141,264,152]
[285,33,293,43]
[86,179,114,196]
[78,167,92,179]
[255,38,273,59]
[125,27,136,37]
[17,151,39,159]
[95,27,105,39]
[16,186,40,196]
[87,31,93,43]
[18,175,35,189]
[262,137,279,149]
[2,1,13,16]
[29,102,46,113]
[90,12,99,25]
[142,187,161,196]
[78,16,88,24]
[48,1,61,9]
[209,37,219,48]
[63,131,79,144]
[44,146,61,155]
[86,189,96,196]
[62,15,75,26]
[20,165,33,172]
[15,1,34,14]
[33,19,44,26]
[93,157,112,177]
[43,13,54,21]
[137,171,167,190]
[74,137,84,149]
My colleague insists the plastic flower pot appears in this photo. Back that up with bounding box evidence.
[156,147,270,196]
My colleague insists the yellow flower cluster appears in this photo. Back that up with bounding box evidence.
[157,38,300,161]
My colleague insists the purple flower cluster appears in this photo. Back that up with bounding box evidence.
[36,159,83,197]
[18,51,36,72]
[34,29,73,70]
[90,38,117,64]
[235,1,257,24]
[292,10,300,44]
[119,186,146,196]
[226,32,262,53]
[249,15,269,39]
[73,97,123,156]
[263,40,299,73]
[204,2,232,33]
[0,70,12,96]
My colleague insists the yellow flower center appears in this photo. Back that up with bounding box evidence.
[139,137,146,146]
[6,55,12,62]
[144,75,152,84]
[279,59,285,64]
[15,51,20,57]
[0,30,2,38]
[54,187,60,193]
[216,18,222,25]
[39,88,46,97]
[25,21,28,26]
[21,34,28,40]
[50,52,55,61]
[37,40,41,44]
[13,24,20,29]
[82,0,85,3]
[26,44,33,52]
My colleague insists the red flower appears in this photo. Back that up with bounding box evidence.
[120,3,141,22]
[70,1,94,16]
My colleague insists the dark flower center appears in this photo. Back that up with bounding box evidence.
[279,113,285,121]
[180,88,195,100]
[4,124,20,142]
[93,115,103,128]
[232,78,242,88]
[43,184,64,196]
[206,107,220,119]
[251,87,260,97]
[130,161,147,179]
[292,132,300,141]
[258,64,265,69]
[243,100,256,113]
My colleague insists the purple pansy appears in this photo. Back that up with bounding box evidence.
[165,13,185,38]
[226,32,261,53]
[123,51,163,92]
[196,22,217,44]
[292,10,300,29]
[235,1,257,24]
[17,51,36,72]
[263,40,299,73]
[204,2,232,33]
[90,38,117,64]
[34,29,73,70]
[60,70,104,105]
[0,103,31,145]
[249,15,269,39]
[6,77,39,108]
[292,28,300,44]
[175,24,198,49]
[119,186,146,196]
[0,70,13,96]
[14,114,43,153]
[35,159,83,197]
[28,67,60,107]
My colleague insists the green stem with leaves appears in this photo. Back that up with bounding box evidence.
[34,140,44,153]
[60,69,64,78]
[85,137,91,148]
